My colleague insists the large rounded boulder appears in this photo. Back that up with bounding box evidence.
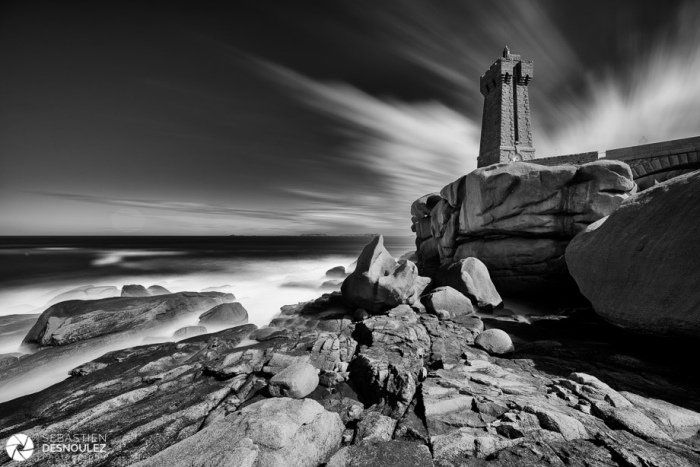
[268,362,319,398]
[566,171,700,339]
[420,286,475,319]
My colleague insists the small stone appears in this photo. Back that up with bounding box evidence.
[342,429,354,446]
[474,329,514,355]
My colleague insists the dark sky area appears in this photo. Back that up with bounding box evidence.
[1,0,698,235]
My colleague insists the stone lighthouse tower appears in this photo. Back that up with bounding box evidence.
[477,47,535,168]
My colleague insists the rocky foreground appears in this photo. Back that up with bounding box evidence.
[1,233,700,467]
[1,164,699,466]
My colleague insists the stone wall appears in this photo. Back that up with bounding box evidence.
[532,151,599,167]
[533,136,700,178]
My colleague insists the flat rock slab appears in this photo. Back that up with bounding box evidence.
[134,398,343,467]
[327,440,434,467]
[23,292,235,348]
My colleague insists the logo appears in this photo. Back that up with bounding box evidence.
[6,434,34,461]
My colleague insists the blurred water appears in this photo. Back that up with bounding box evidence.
[0,236,416,353]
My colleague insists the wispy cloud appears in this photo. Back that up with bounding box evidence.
[262,62,480,219]
[538,2,700,155]
[31,190,404,234]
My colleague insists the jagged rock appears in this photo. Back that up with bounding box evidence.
[355,411,398,443]
[268,362,319,398]
[421,286,476,319]
[394,397,430,444]
[134,398,344,467]
[474,329,514,355]
[422,314,484,368]
[198,302,249,327]
[146,285,171,296]
[172,326,207,339]
[327,440,434,467]
[341,236,430,313]
[566,171,700,339]
[22,292,235,349]
[434,258,502,309]
[121,284,150,297]
[326,266,347,278]
[350,305,430,417]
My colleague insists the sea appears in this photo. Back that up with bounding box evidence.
[0,235,416,354]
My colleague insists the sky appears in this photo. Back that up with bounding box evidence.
[1,0,699,235]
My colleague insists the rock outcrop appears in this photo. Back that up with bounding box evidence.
[198,302,249,327]
[413,160,637,294]
[22,292,235,349]
[566,171,700,339]
[0,292,235,402]
[341,236,430,313]
[1,237,699,466]
[135,398,343,467]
